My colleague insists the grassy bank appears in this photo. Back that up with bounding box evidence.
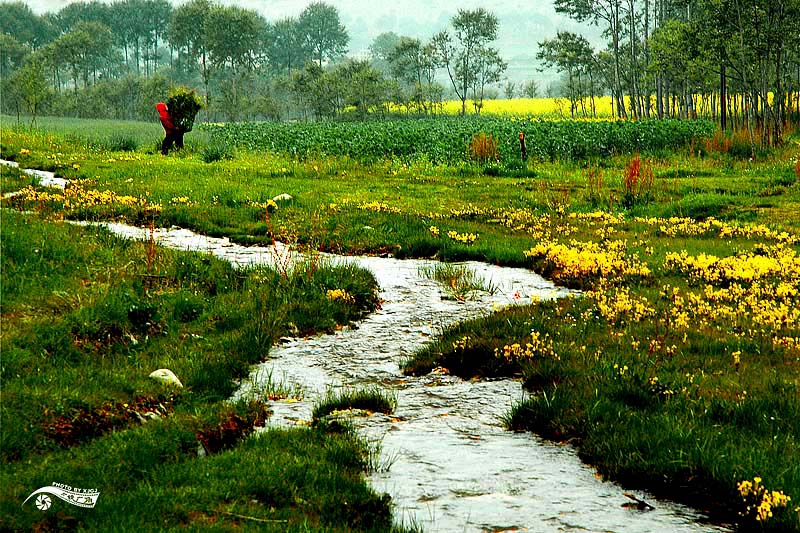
[0,211,396,531]
[2,117,799,530]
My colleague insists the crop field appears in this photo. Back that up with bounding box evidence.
[202,116,716,165]
[1,116,800,531]
[438,96,617,117]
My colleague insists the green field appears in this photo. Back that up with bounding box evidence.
[2,115,799,530]
[202,117,716,165]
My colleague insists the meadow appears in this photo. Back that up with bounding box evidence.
[1,114,799,530]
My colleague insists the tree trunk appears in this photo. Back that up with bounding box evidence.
[720,62,727,130]
[612,1,627,118]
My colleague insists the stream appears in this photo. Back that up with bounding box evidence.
[5,162,730,532]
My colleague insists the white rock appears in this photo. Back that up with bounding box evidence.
[272,193,293,202]
[149,368,183,388]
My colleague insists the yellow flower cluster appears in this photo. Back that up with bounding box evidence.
[613,363,629,376]
[635,216,798,245]
[657,281,800,341]
[491,208,577,239]
[587,285,655,325]
[429,226,440,237]
[169,196,195,206]
[326,289,355,304]
[104,154,142,162]
[16,183,156,213]
[524,239,651,285]
[495,331,558,363]
[665,246,800,286]
[357,201,401,214]
[447,230,478,245]
[737,477,792,522]
[773,336,800,355]
[569,211,626,225]
[452,335,472,351]
[445,204,492,220]
[20,148,31,155]
[246,199,278,211]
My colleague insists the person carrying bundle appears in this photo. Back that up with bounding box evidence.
[156,102,184,155]
[156,88,203,155]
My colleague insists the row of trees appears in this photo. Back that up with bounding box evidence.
[540,0,800,145]
[0,1,351,121]
[1,1,512,122]
[4,0,798,145]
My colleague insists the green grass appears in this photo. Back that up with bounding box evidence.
[419,262,497,300]
[2,117,800,530]
[0,211,392,530]
[312,387,397,421]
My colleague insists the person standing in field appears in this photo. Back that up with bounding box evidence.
[156,102,184,155]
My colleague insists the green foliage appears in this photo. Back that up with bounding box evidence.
[312,387,397,420]
[166,86,203,132]
[201,139,234,163]
[102,133,139,152]
[202,117,716,164]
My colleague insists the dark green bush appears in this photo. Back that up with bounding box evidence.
[201,141,235,163]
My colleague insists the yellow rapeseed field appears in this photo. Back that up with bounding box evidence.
[440,97,617,118]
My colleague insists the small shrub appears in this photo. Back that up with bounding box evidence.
[103,134,139,152]
[202,141,234,163]
[728,128,755,159]
[621,154,654,208]
[585,163,605,207]
[468,132,499,164]
[172,292,205,322]
[482,164,501,176]
[703,129,732,155]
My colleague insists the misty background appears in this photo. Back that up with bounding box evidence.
[25,0,604,89]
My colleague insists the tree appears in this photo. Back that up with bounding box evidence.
[0,2,49,49]
[554,0,626,118]
[297,2,348,68]
[54,1,112,33]
[387,36,442,114]
[47,22,114,95]
[369,31,401,75]
[206,6,267,118]
[291,61,339,120]
[503,80,517,99]
[337,59,387,117]
[140,0,173,76]
[433,8,502,115]
[522,79,539,98]
[470,46,507,113]
[265,17,308,76]
[0,34,28,79]
[538,31,595,117]
[168,0,211,108]
[11,56,52,126]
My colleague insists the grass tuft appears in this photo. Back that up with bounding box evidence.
[312,387,397,420]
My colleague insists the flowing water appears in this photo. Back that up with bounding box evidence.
[7,163,730,532]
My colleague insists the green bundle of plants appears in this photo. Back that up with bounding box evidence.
[166,87,203,132]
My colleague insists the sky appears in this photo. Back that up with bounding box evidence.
[26,0,605,88]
